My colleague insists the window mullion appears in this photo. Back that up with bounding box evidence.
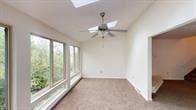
[67,45,70,88]
[63,44,66,80]
[5,26,10,110]
[50,40,54,87]
[74,46,76,74]
[78,47,81,73]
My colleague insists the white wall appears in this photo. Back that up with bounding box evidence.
[82,35,126,79]
[2,0,196,108]
[0,2,79,110]
[126,0,196,100]
[153,36,196,80]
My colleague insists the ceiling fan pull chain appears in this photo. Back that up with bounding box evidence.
[102,36,105,48]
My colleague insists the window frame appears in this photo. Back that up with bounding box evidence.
[30,34,51,97]
[69,45,81,87]
[0,23,11,110]
[74,46,80,74]
[69,45,81,77]
[52,41,65,85]
[30,33,67,102]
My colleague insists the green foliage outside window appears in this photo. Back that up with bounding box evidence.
[53,42,64,83]
[31,36,65,95]
[31,36,50,94]
[0,28,6,109]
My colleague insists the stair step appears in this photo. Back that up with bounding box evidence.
[189,73,196,77]
[185,76,196,80]
[184,68,196,81]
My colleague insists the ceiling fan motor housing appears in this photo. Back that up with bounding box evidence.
[99,24,108,32]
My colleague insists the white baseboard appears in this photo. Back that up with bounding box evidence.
[153,74,185,80]
[82,75,126,79]
[126,77,151,101]
[163,77,184,80]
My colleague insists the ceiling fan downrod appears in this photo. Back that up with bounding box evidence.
[100,12,105,24]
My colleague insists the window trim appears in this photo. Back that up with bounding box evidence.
[31,33,65,44]
[0,23,11,110]
[70,72,80,79]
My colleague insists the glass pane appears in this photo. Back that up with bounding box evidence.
[0,27,7,109]
[69,46,75,77]
[53,42,64,84]
[75,47,80,73]
[31,35,50,96]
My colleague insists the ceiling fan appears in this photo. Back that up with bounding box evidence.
[88,12,128,39]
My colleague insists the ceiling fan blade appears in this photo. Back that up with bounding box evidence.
[108,29,128,32]
[107,31,115,37]
[80,30,89,32]
[91,33,98,38]
[80,30,98,32]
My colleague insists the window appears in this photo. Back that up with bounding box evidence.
[69,46,74,76]
[30,34,67,109]
[75,47,80,73]
[31,35,50,95]
[53,42,64,84]
[0,25,10,110]
[31,34,81,109]
[69,46,80,78]
[69,46,81,86]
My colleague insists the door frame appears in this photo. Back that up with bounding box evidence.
[147,18,196,100]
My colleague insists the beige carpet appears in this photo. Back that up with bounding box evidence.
[53,79,196,110]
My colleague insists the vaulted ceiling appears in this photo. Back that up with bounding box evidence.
[2,0,155,42]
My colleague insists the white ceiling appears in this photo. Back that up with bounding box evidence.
[2,0,155,42]
[154,21,196,39]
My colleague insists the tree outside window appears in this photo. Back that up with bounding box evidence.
[0,26,7,109]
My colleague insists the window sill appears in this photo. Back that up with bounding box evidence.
[31,79,67,108]
[70,72,81,79]
[40,75,82,110]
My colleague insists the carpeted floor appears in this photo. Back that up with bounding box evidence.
[53,79,196,110]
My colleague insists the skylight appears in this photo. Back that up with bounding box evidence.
[71,0,99,8]
[88,21,118,33]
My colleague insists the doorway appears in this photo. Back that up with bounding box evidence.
[150,21,196,99]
